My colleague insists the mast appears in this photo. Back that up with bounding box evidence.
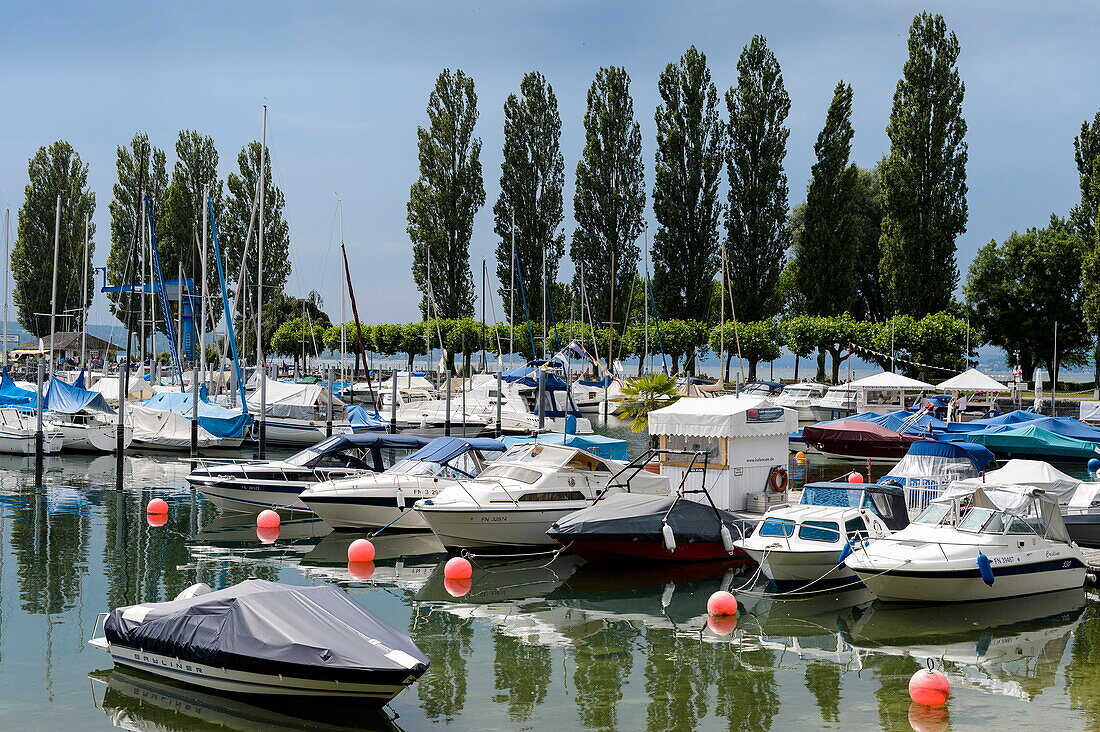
[643,223,649,374]
[3,209,9,368]
[81,215,90,368]
[509,211,515,367]
[199,183,209,388]
[139,197,147,364]
[340,243,375,417]
[49,195,61,370]
[720,240,726,382]
[256,104,268,455]
[339,198,346,387]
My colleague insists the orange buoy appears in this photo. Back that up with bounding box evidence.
[794,451,807,464]
[347,538,376,563]
[147,498,169,515]
[347,561,376,581]
[849,471,864,484]
[706,590,738,616]
[256,526,280,544]
[909,668,950,706]
[256,509,281,529]
[444,556,473,580]
[443,576,472,598]
[706,613,738,636]
[146,512,168,528]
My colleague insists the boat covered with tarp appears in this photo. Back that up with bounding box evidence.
[0,366,35,407]
[91,579,429,704]
[801,419,933,459]
[143,389,252,439]
[965,424,1100,461]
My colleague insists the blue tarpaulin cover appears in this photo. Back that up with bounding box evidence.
[347,404,386,431]
[143,389,253,438]
[502,433,629,461]
[44,374,113,413]
[907,439,995,470]
[0,366,35,407]
[964,416,1100,443]
[843,410,946,435]
[938,409,1044,434]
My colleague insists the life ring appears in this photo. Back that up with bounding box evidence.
[768,466,789,493]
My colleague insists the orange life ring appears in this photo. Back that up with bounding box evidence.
[769,466,789,493]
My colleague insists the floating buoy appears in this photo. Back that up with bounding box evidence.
[443,576,472,598]
[256,526,280,544]
[706,613,738,636]
[707,590,738,616]
[848,471,864,483]
[147,512,168,528]
[444,556,473,580]
[146,498,169,515]
[909,667,950,706]
[720,524,736,554]
[662,523,677,553]
[1090,458,1100,478]
[347,538,376,563]
[794,451,807,464]
[976,552,995,586]
[256,510,281,529]
[347,561,376,581]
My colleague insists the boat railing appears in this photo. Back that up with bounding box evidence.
[603,448,707,496]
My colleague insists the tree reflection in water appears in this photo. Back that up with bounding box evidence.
[492,628,552,722]
[572,621,639,729]
[412,608,474,722]
[804,660,842,724]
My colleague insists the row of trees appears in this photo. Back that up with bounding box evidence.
[11,131,291,343]
[266,311,971,383]
[407,12,967,341]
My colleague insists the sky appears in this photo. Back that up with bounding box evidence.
[0,1,1097,329]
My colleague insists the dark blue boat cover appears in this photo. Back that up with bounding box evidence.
[347,404,386,430]
[143,390,253,438]
[104,579,428,684]
[911,439,995,470]
[938,409,1044,434]
[548,492,749,544]
[0,366,35,407]
[44,375,113,414]
[405,436,506,465]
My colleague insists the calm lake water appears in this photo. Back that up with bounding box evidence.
[2,423,1100,731]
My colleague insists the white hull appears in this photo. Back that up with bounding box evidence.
[417,503,588,549]
[742,547,855,585]
[196,479,313,513]
[259,419,349,446]
[132,436,244,452]
[0,428,63,455]
[809,405,855,422]
[94,641,410,701]
[58,422,131,453]
[311,500,429,531]
[852,557,1086,603]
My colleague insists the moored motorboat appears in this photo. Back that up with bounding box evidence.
[186,433,431,513]
[844,485,1087,603]
[301,436,506,530]
[772,382,828,421]
[89,579,429,705]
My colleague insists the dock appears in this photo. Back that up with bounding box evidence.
[1083,547,1100,578]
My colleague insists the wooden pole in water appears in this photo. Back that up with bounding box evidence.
[326,365,333,437]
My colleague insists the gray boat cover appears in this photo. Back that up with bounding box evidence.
[549,492,750,543]
[104,579,428,684]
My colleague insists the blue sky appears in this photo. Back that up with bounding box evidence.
[0,1,1096,328]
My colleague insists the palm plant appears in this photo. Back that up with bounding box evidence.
[619,372,680,432]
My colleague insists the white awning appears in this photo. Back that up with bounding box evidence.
[647,394,797,438]
[935,368,1009,392]
[846,371,934,390]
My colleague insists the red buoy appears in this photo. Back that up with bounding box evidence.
[706,590,738,616]
[849,471,864,484]
[256,510,281,529]
[347,561,376,581]
[443,576,472,598]
[347,539,376,563]
[909,668,950,706]
[444,556,473,580]
[146,498,169,515]
[256,526,280,544]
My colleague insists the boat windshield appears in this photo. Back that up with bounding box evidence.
[389,459,446,477]
[478,464,542,484]
[758,518,795,537]
[495,443,575,468]
[800,486,865,508]
[913,502,952,525]
[284,436,346,466]
[957,507,1007,534]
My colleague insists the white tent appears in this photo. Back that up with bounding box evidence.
[938,459,1081,509]
[846,371,934,390]
[90,365,148,402]
[935,368,1009,392]
[648,394,797,438]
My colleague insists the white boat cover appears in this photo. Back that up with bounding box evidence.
[1080,401,1100,423]
[969,486,1073,544]
[648,394,797,438]
[846,372,935,390]
[935,368,1010,392]
[128,404,223,447]
[91,366,148,401]
[937,459,1081,510]
[247,376,343,420]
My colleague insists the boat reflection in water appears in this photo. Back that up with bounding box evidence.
[89,666,405,732]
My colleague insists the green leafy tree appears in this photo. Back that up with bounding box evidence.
[106,133,168,328]
[12,142,96,336]
[323,321,374,356]
[619,372,680,432]
[652,47,724,322]
[853,165,888,321]
[269,317,326,371]
[879,12,968,316]
[223,141,291,331]
[790,82,858,317]
[409,69,483,319]
[238,290,329,362]
[779,314,820,381]
[710,320,780,382]
[570,66,645,335]
[725,35,791,322]
[399,321,431,371]
[1073,111,1100,385]
[493,72,565,340]
[965,217,1089,379]
[657,319,710,375]
[372,323,404,357]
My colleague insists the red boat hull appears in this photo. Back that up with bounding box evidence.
[561,538,750,563]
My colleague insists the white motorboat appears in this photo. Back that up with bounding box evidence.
[734,481,910,588]
[772,382,828,421]
[48,411,131,452]
[392,399,493,437]
[0,407,64,454]
[127,404,240,451]
[301,436,507,530]
[845,485,1087,603]
[89,579,429,704]
[414,441,670,550]
[186,433,431,513]
[247,376,357,446]
[809,384,858,422]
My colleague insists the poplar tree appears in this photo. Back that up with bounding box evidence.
[106,133,168,326]
[12,142,96,336]
[1073,111,1100,384]
[726,35,791,322]
[409,69,483,320]
[791,82,858,317]
[879,12,968,316]
[493,71,565,330]
[652,47,724,322]
[570,66,645,336]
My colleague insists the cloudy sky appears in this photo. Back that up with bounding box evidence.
[0,1,1096,327]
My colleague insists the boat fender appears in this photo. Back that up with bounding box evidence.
[395,485,404,509]
[837,541,854,565]
[662,523,677,553]
[768,466,789,493]
[720,524,736,555]
[977,552,995,586]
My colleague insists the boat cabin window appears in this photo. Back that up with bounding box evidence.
[1006,516,1038,535]
[497,443,574,468]
[958,507,1016,534]
[845,517,868,541]
[478,464,542,484]
[798,521,840,543]
[312,452,371,470]
[564,451,609,472]
[758,518,795,537]
[913,502,952,525]
[517,491,586,502]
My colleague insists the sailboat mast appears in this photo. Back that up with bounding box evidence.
[256,104,268,455]
[199,184,210,388]
[81,215,89,368]
[720,240,726,382]
[509,211,515,367]
[3,209,9,368]
[339,198,346,387]
[49,195,61,370]
[139,196,147,364]
[643,223,649,374]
